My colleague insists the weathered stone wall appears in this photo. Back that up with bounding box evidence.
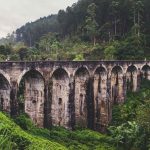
[74,67,89,127]
[93,67,108,131]
[51,68,70,127]
[24,71,44,127]
[0,60,149,131]
[0,74,10,112]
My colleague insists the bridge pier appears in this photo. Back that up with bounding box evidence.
[68,75,75,129]
[10,81,18,116]
[44,79,51,128]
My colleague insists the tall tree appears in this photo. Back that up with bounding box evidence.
[85,3,98,46]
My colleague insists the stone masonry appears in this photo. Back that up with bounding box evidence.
[0,60,149,131]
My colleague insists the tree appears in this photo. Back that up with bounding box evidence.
[131,0,144,36]
[18,47,28,61]
[111,0,120,37]
[85,3,98,46]
[0,44,12,56]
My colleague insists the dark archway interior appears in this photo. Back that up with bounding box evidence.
[126,65,137,91]
[142,65,150,79]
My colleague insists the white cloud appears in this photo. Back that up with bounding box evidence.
[0,0,78,38]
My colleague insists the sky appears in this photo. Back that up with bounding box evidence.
[0,0,78,38]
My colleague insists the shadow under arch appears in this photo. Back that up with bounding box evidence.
[18,69,45,127]
[141,64,150,80]
[111,66,124,104]
[50,68,70,128]
[126,65,138,92]
[93,66,109,131]
[0,73,11,113]
[74,66,91,128]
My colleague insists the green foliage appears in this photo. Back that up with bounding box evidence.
[73,54,84,61]
[0,0,149,60]
[0,0,148,61]
[109,121,141,149]
[29,127,115,150]
[0,112,67,150]
[14,114,35,131]
[0,112,116,150]
[109,79,150,150]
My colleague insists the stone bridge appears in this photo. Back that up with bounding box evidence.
[0,60,149,131]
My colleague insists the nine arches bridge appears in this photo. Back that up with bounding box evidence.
[0,60,149,131]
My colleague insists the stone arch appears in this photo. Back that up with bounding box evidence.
[51,68,70,128]
[93,66,109,131]
[93,65,108,75]
[18,69,45,127]
[73,65,90,77]
[74,67,90,128]
[0,74,11,113]
[141,64,150,80]
[0,70,10,85]
[50,67,70,79]
[17,69,43,85]
[111,66,124,104]
[126,65,138,92]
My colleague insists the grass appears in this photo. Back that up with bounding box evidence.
[0,113,67,150]
[0,112,116,150]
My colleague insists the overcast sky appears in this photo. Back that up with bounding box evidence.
[0,0,78,38]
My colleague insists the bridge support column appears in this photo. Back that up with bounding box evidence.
[123,74,127,101]
[10,81,18,116]
[87,76,94,129]
[133,72,138,92]
[107,73,112,125]
[44,80,51,128]
[137,69,141,91]
[68,75,75,129]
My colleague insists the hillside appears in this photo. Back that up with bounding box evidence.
[0,0,150,61]
[0,112,115,150]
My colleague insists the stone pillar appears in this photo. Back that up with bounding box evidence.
[10,81,18,116]
[148,71,150,80]
[133,72,138,92]
[137,69,141,91]
[123,74,127,101]
[74,74,89,128]
[117,74,124,104]
[68,75,75,129]
[99,75,109,132]
[44,80,51,128]
[93,72,109,132]
[0,75,11,113]
[87,76,94,129]
[107,73,112,123]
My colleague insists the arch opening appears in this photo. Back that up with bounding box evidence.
[18,70,45,127]
[93,67,108,131]
[0,74,10,113]
[74,67,90,128]
[126,65,138,92]
[111,66,124,104]
[51,68,70,128]
[141,65,150,80]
